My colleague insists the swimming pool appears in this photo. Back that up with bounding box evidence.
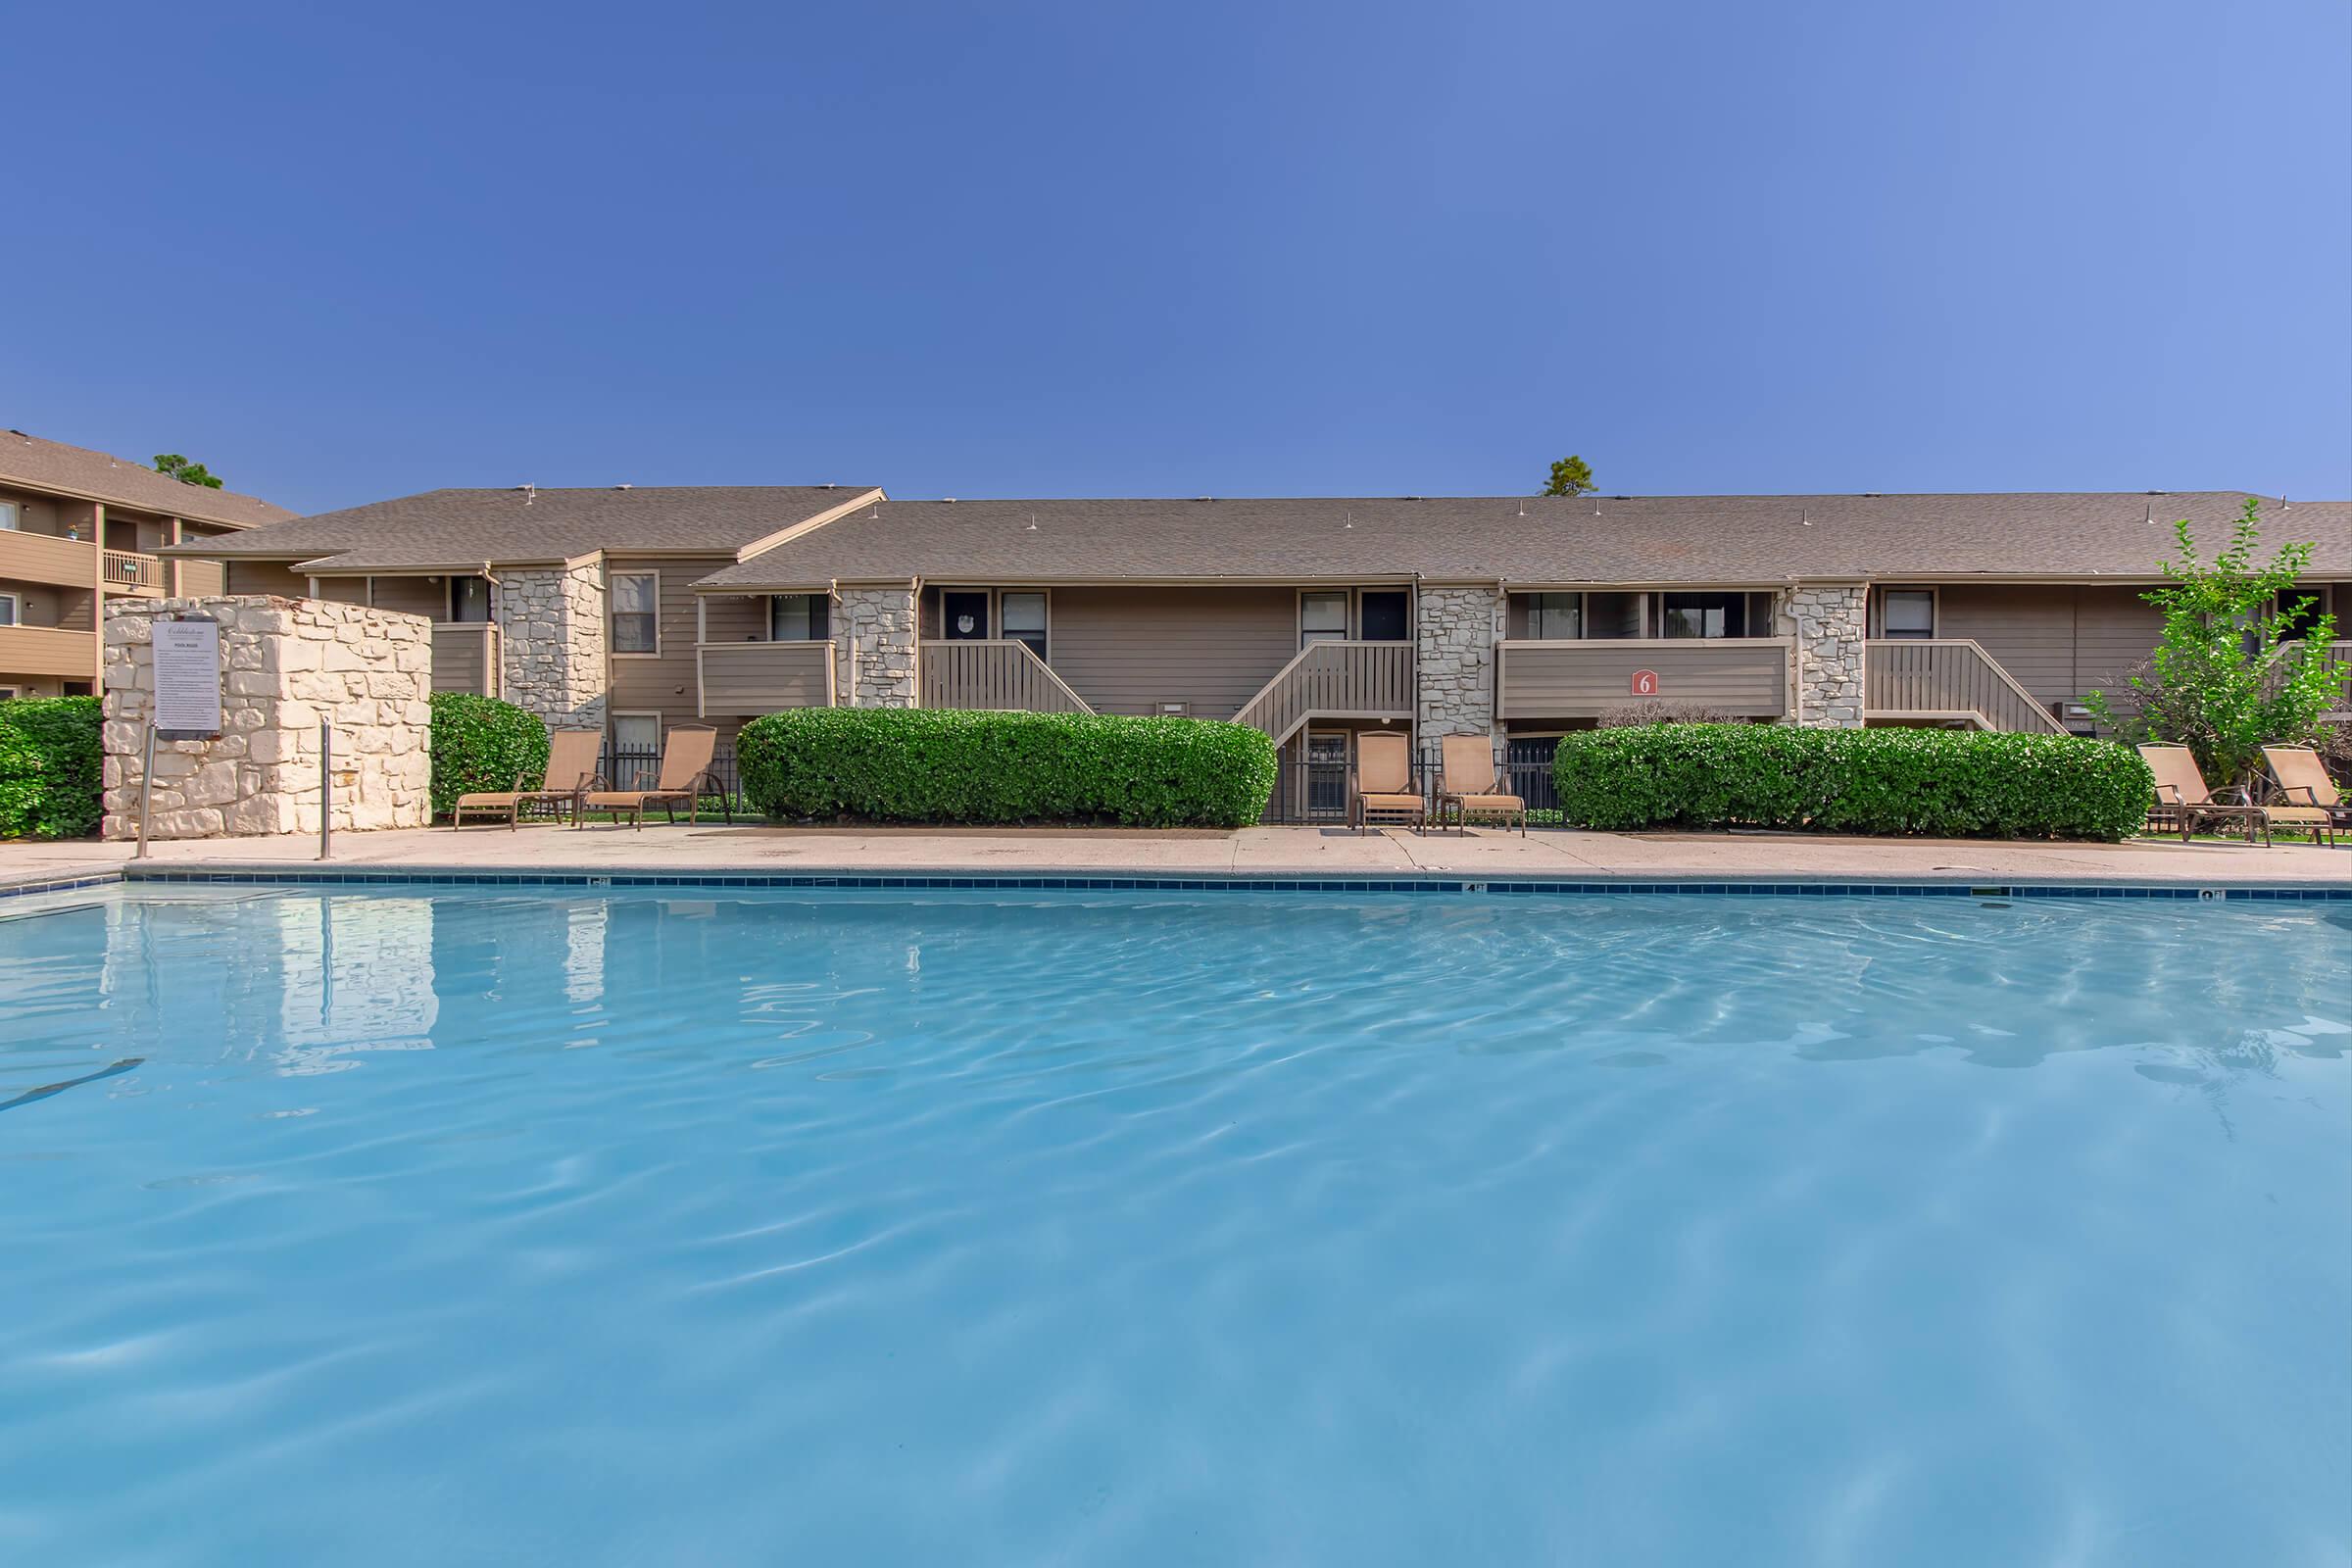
[1,885,2344,1566]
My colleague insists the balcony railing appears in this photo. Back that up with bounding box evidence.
[698,639,836,716]
[920,639,1094,713]
[0,624,99,679]
[431,621,502,697]
[1495,638,1788,720]
[1864,639,2065,733]
[101,549,167,594]
[1228,640,1414,744]
[0,529,97,591]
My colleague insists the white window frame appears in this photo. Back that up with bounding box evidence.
[998,590,1050,662]
[610,570,662,658]
[0,501,20,531]
[1299,589,1350,648]
[607,710,663,790]
[0,591,19,627]
[1878,586,1938,640]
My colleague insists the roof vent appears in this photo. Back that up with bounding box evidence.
[1862,492,1881,498]
[615,482,632,489]
[1611,495,1632,501]
[518,483,536,505]
[1400,495,1421,501]
[943,497,956,503]
[1195,495,1214,502]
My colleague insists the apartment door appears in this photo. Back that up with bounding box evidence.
[943,591,990,640]
[1305,731,1349,819]
[1359,590,1409,642]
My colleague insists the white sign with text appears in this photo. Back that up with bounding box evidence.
[153,617,223,738]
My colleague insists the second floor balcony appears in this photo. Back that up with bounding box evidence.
[1496,638,1790,720]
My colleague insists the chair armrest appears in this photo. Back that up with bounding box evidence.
[2213,785,2254,807]
[2279,784,2322,806]
[2152,783,2182,805]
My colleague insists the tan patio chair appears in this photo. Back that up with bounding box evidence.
[1349,730,1426,835]
[2136,744,2267,846]
[1437,734,1526,835]
[453,728,605,830]
[2259,746,2345,848]
[580,724,732,829]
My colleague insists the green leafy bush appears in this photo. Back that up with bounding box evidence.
[427,691,550,817]
[738,708,1278,828]
[0,696,103,840]
[1551,724,2154,841]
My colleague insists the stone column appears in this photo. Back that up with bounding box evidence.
[497,562,610,730]
[101,595,433,839]
[836,585,917,707]
[1414,583,1503,741]
[1777,582,1869,727]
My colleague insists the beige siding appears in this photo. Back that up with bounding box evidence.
[1498,640,1788,718]
[698,642,833,715]
[1041,586,1301,718]
[315,576,369,607]
[176,559,224,596]
[226,561,314,598]
[606,557,731,726]
[370,577,446,619]
[1933,585,2162,709]
[431,624,495,695]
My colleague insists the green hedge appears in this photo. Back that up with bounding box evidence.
[0,696,103,840]
[427,692,551,817]
[738,708,1279,827]
[1551,724,2155,841]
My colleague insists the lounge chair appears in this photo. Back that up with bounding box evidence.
[453,728,605,830]
[1349,730,1426,835]
[2136,744,2268,846]
[1436,734,1526,835]
[2259,746,2346,848]
[579,724,732,829]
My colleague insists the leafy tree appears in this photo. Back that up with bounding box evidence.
[2085,497,2338,785]
[152,453,224,490]
[1543,455,1594,498]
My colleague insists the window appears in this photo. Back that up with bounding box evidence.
[1300,591,1348,647]
[1881,588,1936,640]
[609,713,661,790]
[769,593,830,641]
[1000,592,1048,660]
[942,590,990,640]
[0,593,17,627]
[1522,593,1582,639]
[1660,592,1749,639]
[2273,589,2328,641]
[448,575,493,624]
[1358,590,1409,642]
[611,572,659,655]
[0,502,19,530]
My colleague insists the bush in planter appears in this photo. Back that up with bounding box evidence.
[738,708,1278,828]
[0,696,103,840]
[427,691,550,817]
[1550,723,2154,841]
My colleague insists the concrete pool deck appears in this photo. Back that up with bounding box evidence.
[3,821,2347,893]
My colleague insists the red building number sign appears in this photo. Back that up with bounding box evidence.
[1630,668,1660,697]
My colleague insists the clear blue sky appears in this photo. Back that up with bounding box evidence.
[9,1,2348,515]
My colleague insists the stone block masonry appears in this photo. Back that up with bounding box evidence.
[837,586,917,707]
[101,596,433,840]
[1779,583,1869,727]
[498,563,609,729]
[1416,585,1503,741]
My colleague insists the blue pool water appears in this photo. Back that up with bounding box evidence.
[0,886,2346,1567]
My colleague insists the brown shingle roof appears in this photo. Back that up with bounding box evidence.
[696,492,2352,590]
[0,429,292,529]
[177,484,884,571]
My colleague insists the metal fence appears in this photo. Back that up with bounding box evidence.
[597,739,749,813]
[1261,740,1560,824]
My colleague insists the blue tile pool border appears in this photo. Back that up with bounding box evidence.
[32,865,2344,901]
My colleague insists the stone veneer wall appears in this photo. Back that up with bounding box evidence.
[836,586,917,707]
[1777,583,1869,727]
[100,596,432,840]
[498,563,609,729]
[1415,585,1504,740]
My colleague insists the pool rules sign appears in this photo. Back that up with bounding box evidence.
[153,615,222,740]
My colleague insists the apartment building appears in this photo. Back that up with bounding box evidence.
[0,431,291,698]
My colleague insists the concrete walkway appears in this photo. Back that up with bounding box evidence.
[5,820,2346,891]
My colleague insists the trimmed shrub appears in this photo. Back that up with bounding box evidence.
[428,691,550,817]
[1551,724,2155,841]
[0,696,103,840]
[738,708,1278,828]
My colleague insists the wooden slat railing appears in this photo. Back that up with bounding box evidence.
[698,640,836,716]
[919,639,1094,713]
[1864,639,2065,733]
[430,621,502,697]
[101,549,167,593]
[1229,640,1415,745]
